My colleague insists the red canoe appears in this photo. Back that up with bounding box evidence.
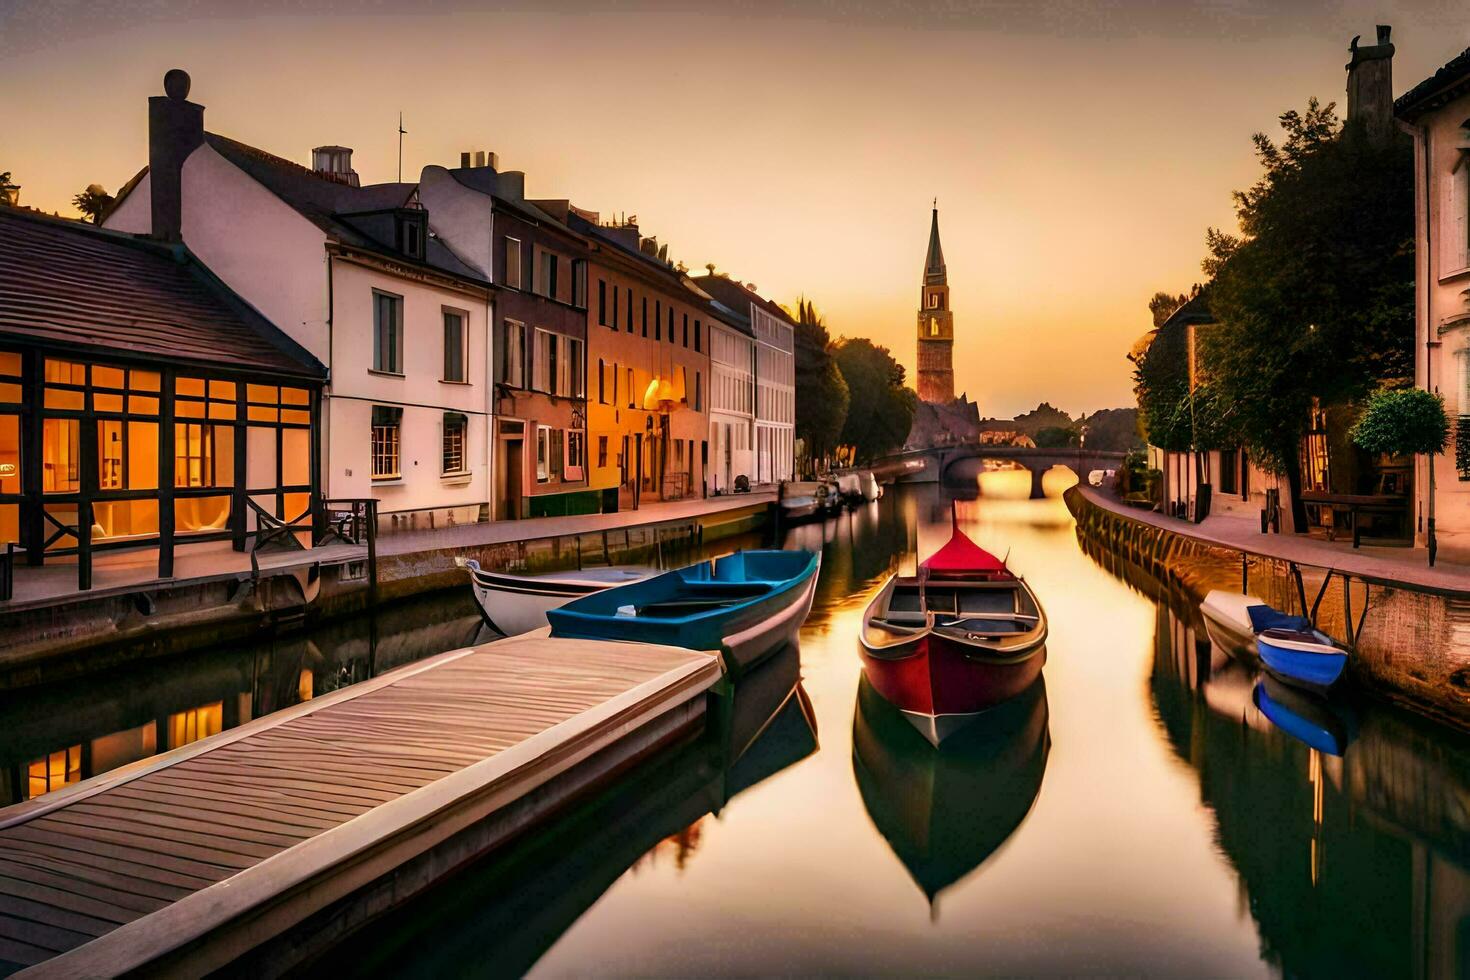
[858,519,1047,745]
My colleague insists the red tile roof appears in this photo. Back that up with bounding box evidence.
[0,208,323,378]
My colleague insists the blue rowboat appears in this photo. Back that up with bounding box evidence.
[1252,676,1355,756]
[1255,626,1348,692]
[547,549,820,675]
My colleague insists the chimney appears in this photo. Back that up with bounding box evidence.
[0,181,18,207]
[1346,25,1394,144]
[148,68,205,242]
[312,146,360,187]
[458,150,499,170]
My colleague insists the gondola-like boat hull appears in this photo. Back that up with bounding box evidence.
[860,628,1046,745]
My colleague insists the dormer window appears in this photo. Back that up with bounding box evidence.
[395,212,426,261]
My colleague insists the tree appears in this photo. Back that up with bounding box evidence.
[1034,425,1079,448]
[72,184,114,224]
[1197,98,1414,530]
[791,297,849,473]
[1149,291,1190,328]
[833,337,915,462]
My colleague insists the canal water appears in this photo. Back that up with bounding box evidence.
[4,478,1467,976]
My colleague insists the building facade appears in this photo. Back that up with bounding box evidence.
[104,73,494,534]
[916,206,955,404]
[692,275,795,485]
[569,215,709,510]
[0,207,325,591]
[705,309,756,493]
[1397,43,1470,561]
[417,159,592,520]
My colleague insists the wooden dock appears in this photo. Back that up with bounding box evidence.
[0,634,722,977]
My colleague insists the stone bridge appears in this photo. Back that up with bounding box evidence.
[876,445,1129,498]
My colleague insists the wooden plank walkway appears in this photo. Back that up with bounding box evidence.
[0,634,722,977]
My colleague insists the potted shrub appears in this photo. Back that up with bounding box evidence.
[1350,388,1448,564]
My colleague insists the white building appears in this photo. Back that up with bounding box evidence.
[693,275,796,485]
[705,307,755,492]
[1397,42,1470,562]
[105,72,494,530]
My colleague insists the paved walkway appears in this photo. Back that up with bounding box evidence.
[1074,484,1470,594]
[2,492,775,611]
[376,490,775,557]
[0,633,721,975]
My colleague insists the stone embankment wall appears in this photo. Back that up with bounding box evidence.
[1066,488,1470,732]
[0,504,771,687]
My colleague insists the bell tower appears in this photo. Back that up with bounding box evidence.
[916,204,954,403]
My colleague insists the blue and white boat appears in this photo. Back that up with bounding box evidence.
[1255,623,1349,692]
[1200,589,1349,692]
[547,549,820,675]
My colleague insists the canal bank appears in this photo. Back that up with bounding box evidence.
[0,493,773,688]
[1066,484,1470,731]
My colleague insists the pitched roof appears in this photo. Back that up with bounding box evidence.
[924,207,946,286]
[204,134,484,283]
[700,274,795,326]
[687,274,795,333]
[1395,45,1470,121]
[0,207,324,378]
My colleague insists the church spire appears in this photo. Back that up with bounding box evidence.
[924,203,946,286]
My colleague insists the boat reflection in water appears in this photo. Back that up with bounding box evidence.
[308,643,817,978]
[851,672,1049,910]
[1145,593,1470,980]
[1252,675,1357,757]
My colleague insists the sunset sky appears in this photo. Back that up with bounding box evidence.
[5,1,1466,419]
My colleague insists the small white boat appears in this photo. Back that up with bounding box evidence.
[1199,589,1263,656]
[456,558,657,638]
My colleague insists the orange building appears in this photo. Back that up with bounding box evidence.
[570,212,710,509]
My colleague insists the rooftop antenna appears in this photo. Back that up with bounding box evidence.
[397,112,407,183]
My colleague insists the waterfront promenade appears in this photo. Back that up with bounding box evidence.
[3,491,778,610]
[1072,485,1470,594]
[0,632,722,976]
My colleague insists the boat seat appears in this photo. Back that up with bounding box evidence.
[869,617,924,634]
[635,597,743,617]
[937,617,1033,635]
[680,581,773,599]
[882,609,927,625]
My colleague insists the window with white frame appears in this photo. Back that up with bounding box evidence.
[371,406,402,480]
[442,413,467,475]
[567,431,584,478]
[443,309,467,383]
[536,425,550,482]
[550,428,564,481]
[504,237,522,289]
[1446,137,1470,272]
[373,291,403,374]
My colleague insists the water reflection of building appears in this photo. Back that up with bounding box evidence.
[1147,592,1470,979]
[0,591,486,805]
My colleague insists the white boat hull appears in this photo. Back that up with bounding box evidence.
[459,560,656,638]
[1199,589,1263,657]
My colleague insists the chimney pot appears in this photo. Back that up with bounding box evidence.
[163,68,191,101]
[460,151,472,168]
[1376,24,1391,44]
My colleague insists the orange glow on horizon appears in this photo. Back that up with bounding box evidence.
[6,3,1465,417]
